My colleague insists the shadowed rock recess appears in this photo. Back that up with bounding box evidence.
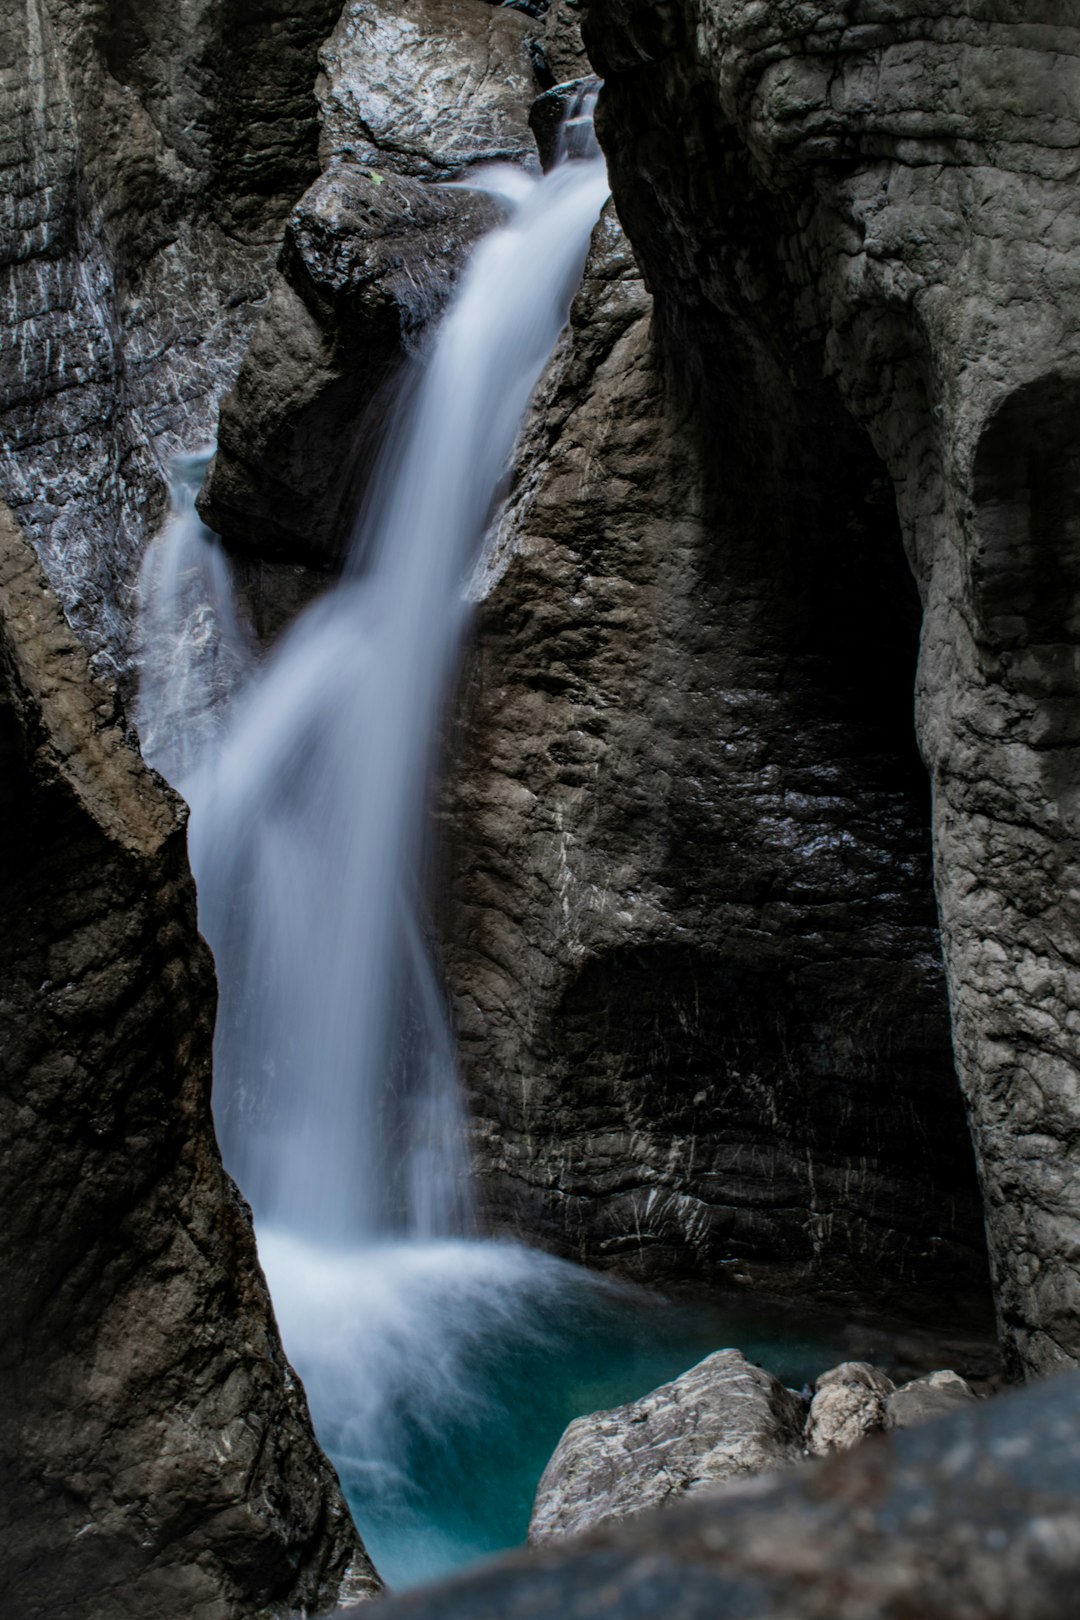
[442,186,991,1325]
[0,500,380,1615]
[576,0,1080,1377]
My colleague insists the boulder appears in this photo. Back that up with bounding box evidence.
[318,0,538,178]
[888,1369,977,1431]
[530,1348,980,1543]
[528,1349,806,1543]
[804,1361,894,1457]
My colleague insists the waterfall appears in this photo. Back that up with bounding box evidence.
[140,145,610,1245]
[136,115,844,1594]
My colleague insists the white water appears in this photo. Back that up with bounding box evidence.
[141,147,610,1244]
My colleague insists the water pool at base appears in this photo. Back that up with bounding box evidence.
[259,1233,854,1592]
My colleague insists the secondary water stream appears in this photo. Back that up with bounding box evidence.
[137,128,847,1589]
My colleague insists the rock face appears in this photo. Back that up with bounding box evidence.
[442,200,992,1325]
[581,0,1080,1377]
[345,1369,1080,1620]
[0,0,342,683]
[0,498,381,1616]
[191,0,994,1334]
[530,1349,976,1543]
[200,0,536,570]
[529,1349,806,1543]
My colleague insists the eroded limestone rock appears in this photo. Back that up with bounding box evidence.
[0,0,340,682]
[528,1349,806,1543]
[318,0,538,178]
[888,1369,977,1431]
[0,498,381,1616]
[582,0,1080,1376]
[443,201,992,1324]
[530,1348,978,1542]
[804,1362,894,1458]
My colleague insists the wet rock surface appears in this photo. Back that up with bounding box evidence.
[201,0,534,568]
[318,0,538,179]
[203,165,499,564]
[348,1371,1080,1620]
[581,0,1080,1378]
[442,200,992,1325]
[0,498,380,1616]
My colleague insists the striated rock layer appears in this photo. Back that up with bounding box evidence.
[0,498,380,1615]
[581,0,1080,1376]
[0,0,342,682]
[442,197,992,1325]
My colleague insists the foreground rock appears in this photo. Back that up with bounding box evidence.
[0,500,380,1617]
[583,0,1080,1378]
[529,1350,806,1542]
[345,1371,1080,1620]
[531,1350,976,1542]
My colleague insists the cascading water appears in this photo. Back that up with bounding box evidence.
[191,147,610,1245]
[138,120,844,1589]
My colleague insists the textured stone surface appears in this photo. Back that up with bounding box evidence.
[804,1362,895,1458]
[580,0,1080,1375]
[442,199,992,1324]
[342,1370,1080,1620]
[531,1351,978,1542]
[318,0,538,179]
[887,1368,977,1431]
[200,0,533,566]
[0,0,340,682]
[529,1349,806,1543]
[203,165,498,564]
[536,0,591,87]
[0,497,380,1616]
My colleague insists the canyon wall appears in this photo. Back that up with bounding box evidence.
[443,198,990,1325]
[0,0,382,1609]
[0,0,342,682]
[0,500,379,1616]
[578,0,1080,1376]
[9,0,1080,1605]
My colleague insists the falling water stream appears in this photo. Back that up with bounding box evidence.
[137,129,845,1589]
